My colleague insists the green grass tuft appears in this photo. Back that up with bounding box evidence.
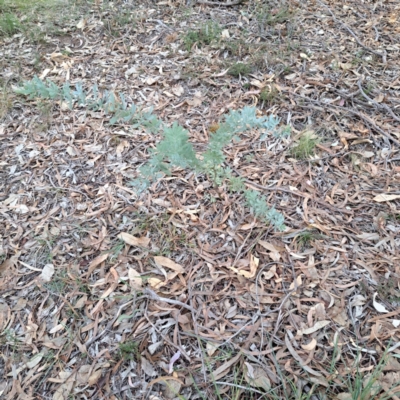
[183,21,222,51]
[290,132,319,159]
[228,62,252,77]
[0,12,21,36]
[117,340,140,361]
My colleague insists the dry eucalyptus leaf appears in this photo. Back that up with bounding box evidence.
[41,264,55,282]
[154,256,184,273]
[118,232,150,248]
[88,369,102,386]
[163,379,182,399]
[128,267,143,290]
[141,357,157,376]
[373,293,389,313]
[300,320,330,335]
[373,194,400,202]
[243,362,271,391]
[148,277,164,289]
[301,338,317,351]
[262,264,276,280]
[229,255,259,278]
[258,240,281,261]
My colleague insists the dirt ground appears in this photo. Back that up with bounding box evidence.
[1,0,400,399]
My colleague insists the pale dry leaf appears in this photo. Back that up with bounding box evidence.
[76,365,91,385]
[86,252,109,276]
[74,295,87,309]
[361,151,374,158]
[373,194,400,202]
[244,362,271,391]
[66,146,77,156]
[148,277,164,289]
[52,373,76,400]
[221,29,230,38]
[128,267,143,290]
[0,304,10,331]
[152,198,171,207]
[285,334,322,376]
[301,338,317,351]
[148,377,184,399]
[168,351,181,374]
[118,232,150,248]
[76,18,86,29]
[15,204,29,214]
[26,353,43,369]
[146,77,159,85]
[373,292,389,313]
[41,264,55,282]
[289,275,302,291]
[148,341,162,355]
[258,240,281,261]
[212,352,241,380]
[154,256,184,273]
[206,341,220,357]
[356,232,380,241]
[141,357,157,376]
[350,294,367,307]
[88,369,102,386]
[383,355,400,372]
[262,264,276,280]
[229,255,259,279]
[171,85,184,97]
[163,379,182,399]
[300,320,330,335]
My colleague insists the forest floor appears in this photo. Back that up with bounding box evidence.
[1,0,400,399]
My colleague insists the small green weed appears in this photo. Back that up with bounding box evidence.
[183,21,222,51]
[44,268,68,294]
[0,12,21,36]
[117,340,140,361]
[0,79,12,120]
[255,4,293,35]
[104,9,136,37]
[290,132,319,159]
[260,86,279,105]
[377,276,400,305]
[350,153,361,170]
[295,230,318,249]
[109,239,125,262]
[389,213,400,221]
[131,213,192,257]
[15,77,286,231]
[223,38,249,58]
[227,62,252,77]
[274,125,291,138]
[0,0,85,42]
[0,329,23,362]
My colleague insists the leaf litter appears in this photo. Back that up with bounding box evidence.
[0,0,400,399]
